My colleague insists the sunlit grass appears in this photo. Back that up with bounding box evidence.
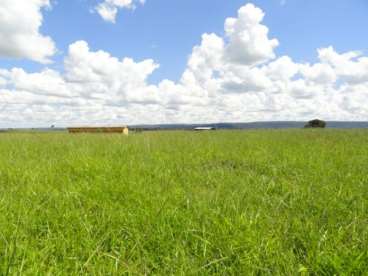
[0,130,367,274]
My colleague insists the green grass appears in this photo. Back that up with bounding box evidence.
[0,130,367,275]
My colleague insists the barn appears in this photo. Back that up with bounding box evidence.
[67,126,129,135]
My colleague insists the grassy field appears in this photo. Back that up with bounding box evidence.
[0,130,367,275]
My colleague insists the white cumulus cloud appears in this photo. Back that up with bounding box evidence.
[0,0,56,63]
[95,0,146,23]
[225,3,279,66]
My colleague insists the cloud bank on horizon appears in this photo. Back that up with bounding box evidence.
[0,1,368,127]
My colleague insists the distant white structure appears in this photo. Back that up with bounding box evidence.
[194,127,216,131]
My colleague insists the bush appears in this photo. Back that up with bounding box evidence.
[304,119,327,128]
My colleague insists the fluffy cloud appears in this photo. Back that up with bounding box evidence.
[225,4,279,66]
[95,0,146,23]
[1,3,368,127]
[0,0,56,63]
[318,47,368,84]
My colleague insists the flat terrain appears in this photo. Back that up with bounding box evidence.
[0,130,367,274]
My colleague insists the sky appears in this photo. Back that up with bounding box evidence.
[0,0,368,127]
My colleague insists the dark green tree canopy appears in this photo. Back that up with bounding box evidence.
[304,119,327,128]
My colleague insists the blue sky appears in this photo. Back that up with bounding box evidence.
[1,0,368,126]
[3,0,368,83]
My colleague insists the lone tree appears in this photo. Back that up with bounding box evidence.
[304,119,327,128]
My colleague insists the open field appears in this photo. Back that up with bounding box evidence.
[0,130,367,274]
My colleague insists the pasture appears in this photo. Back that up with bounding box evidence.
[0,130,367,274]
